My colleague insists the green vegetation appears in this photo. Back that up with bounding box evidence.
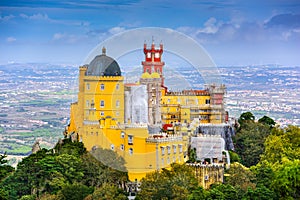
[0,112,299,199]
[136,112,299,200]
[0,139,128,200]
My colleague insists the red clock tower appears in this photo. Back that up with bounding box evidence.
[142,41,165,85]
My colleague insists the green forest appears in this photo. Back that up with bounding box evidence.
[0,112,299,200]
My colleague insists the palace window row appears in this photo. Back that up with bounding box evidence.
[85,100,120,109]
[161,144,182,156]
[86,83,120,91]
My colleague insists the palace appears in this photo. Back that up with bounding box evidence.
[66,42,227,181]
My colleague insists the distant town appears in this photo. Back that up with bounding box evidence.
[0,63,299,158]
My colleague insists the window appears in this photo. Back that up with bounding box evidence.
[111,144,114,150]
[161,158,164,165]
[120,144,124,151]
[100,100,105,108]
[179,144,183,153]
[173,145,177,153]
[129,148,133,155]
[116,100,120,108]
[173,156,176,163]
[86,83,90,90]
[116,83,120,90]
[206,99,210,104]
[86,100,90,107]
[161,147,165,156]
[156,68,160,73]
[91,100,94,107]
[167,99,170,103]
[177,98,181,103]
[128,135,133,145]
[167,146,171,155]
[121,132,125,138]
[167,157,170,164]
[100,83,105,90]
[116,111,119,116]
[100,111,104,116]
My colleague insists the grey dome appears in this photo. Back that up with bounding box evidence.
[86,49,121,76]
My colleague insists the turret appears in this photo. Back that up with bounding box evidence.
[142,41,165,85]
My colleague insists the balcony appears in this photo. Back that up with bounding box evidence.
[146,134,183,143]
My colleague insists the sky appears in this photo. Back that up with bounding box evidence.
[0,0,300,66]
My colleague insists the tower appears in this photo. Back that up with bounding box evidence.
[142,41,165,85]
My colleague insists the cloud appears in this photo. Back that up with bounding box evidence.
[6,37,16,42]
[53,33,65,40]
[52,33,88,44]
[265,14,300,28]
[20,13,49,20]
[178,13,300,45]
[0,14,15,21]
[197,17,220,34]
[108,27,126,35]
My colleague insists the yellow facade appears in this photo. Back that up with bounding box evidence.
[161,93,213,124]
[66,46,225,181]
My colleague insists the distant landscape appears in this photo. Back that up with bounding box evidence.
[0,63,299,160]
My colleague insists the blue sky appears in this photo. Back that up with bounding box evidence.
[0,0,300,66]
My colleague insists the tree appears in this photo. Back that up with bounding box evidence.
[57,183,93,200]
[228,150,241,163]
[207,183,239,200]
[251,160,275,188]
[238,112,255,127]
[224,162,256,192]
[271,158,300,199]
[136,163,198,200]
[187,147,197,163]
[258,126,300,199]
[19,195,37,200]
[188,186,208,200]
[85,183,128,200]
[258,116,276,127]
[0,153,14,181]
[261,125,300,164]
[89,148,128,188]
[243,184,276,200]
[234,121,271,167]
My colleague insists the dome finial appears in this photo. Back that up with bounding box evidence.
[102,46,106,55]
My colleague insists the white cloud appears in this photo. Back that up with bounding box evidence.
[6,37,16,42]
[20,13,49,20]
[53,33,65,40]
[201,17,220,34]
[109,27,126,35]
[0,14,15,21]
[52,33,88,44]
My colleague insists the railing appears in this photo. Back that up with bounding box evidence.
[146,134,183,143]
